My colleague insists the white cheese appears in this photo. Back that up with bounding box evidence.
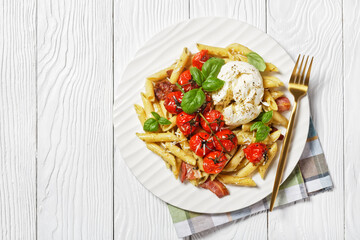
[212,61,264,127]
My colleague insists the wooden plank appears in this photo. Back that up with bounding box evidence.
[190,1,267,239]
[267,1,344,239]
[36,0,113,238]
[113,0,189,239]
[0,0,36,239]
[344,0,360,239]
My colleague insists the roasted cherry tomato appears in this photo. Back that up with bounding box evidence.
[203,151,228,174]
[189,132,215,157]
[275,96,291,112]
[200,110,225,133]
[243,143,268,164]
[198,93,212,114]
[192,50,210,70]
[213,129,238,152]
[164,91,183,114]
[176,112,200,136]
[178,70,199,92]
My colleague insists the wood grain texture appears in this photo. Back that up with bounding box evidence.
[267,0,344,239]
[344,0,360,239]
[190,1,267,239]
[0,0,37,239]
[37,0,113,239]
[113,0,189,239]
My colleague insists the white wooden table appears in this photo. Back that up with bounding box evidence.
[1,0,359,239]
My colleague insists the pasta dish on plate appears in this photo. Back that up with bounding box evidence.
[134,43,291,198]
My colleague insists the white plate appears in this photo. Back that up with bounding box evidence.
[114,17,310,213]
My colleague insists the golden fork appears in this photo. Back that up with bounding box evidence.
[269,55,314,211]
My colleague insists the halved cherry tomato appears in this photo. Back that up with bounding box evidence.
[164,91,183,114]
[203,151,228,174]
[176,112,200,136]
[275,96,291,112]
[213,129,238,152]
[243,143,268,164]
[189,132,215,157]
[178,70,199,92]
[200,110,225,133]
[192,50,210,70]
[199,179,229,198]
[180,162,202,183]
[198,93,212,114]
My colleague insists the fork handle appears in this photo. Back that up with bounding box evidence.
[269,101,298,211]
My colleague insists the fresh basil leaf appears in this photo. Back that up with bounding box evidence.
[190,67,204,86]
[246,52,266,72]
[143,118,159,132]
[181,88,206,114]
[151,112,160,120]
[254,112,265,122]
[202,76,225,92]
[250,122,264,131]
[261,110,273,123]
[202,57,225,78]
[255,124,270,142]
[158,117,172,125]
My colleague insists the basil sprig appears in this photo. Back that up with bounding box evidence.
[181,57,225,114]
[246,52,266,72]
[250,110,273,142]
[143,112,172,132]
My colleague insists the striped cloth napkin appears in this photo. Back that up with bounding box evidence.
[167,118,333,238]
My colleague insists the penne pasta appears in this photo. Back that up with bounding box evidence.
[172,157,182,179]
[223,146,245,172]
[264,89,278,111]
[217,175,256,186]
[258,142,278,179]
[270,129,282,142]
[236,160,263,178]
[226,43,252,55]
[265,62,279,72]
[136,132,179,142]
[147,64,175,82]
[263,76,284,88]
[196,43,229,58]
[236,130,273,145]
[162,115,177,132]
[169,48,191,84]
[272,111,289,127]
[134,104,146,125]
[270,90,284,99]
[146,143,176,167]
[241,122,253,132]
[165,142,197,165]
[145,79,155,102]
[141,92,155,118]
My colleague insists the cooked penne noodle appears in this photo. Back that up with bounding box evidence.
[270,90,284,99]
[198,173,209,185]
[134,104,146,125]
[165,142,196,165]
[162,116,177,132]
[223,146,245,172]
[226,43,252,55]
[147,64,175,82]
[153,101,165,117]
[265,62,279,72]
[264,89,278,111]
[146,143,176,167]
[196,43,229,58]
[141,92,155,118]
[270,129,282,142]
[236,159,249,171]
[145,80,155,102]
[263,76,284,88]
[136,132,179,142]
[217,175,256,186]
[236,130,273,145]
[197,156,204,171]
[272,111,289,127]
[159,100,169,118]
[169,48,191,84]
[189,179,199,186]
[177,129,194,156]
[258,142,278,179]
[242,122,253,131]
[172,157,182,179]
[236,160,263,178]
